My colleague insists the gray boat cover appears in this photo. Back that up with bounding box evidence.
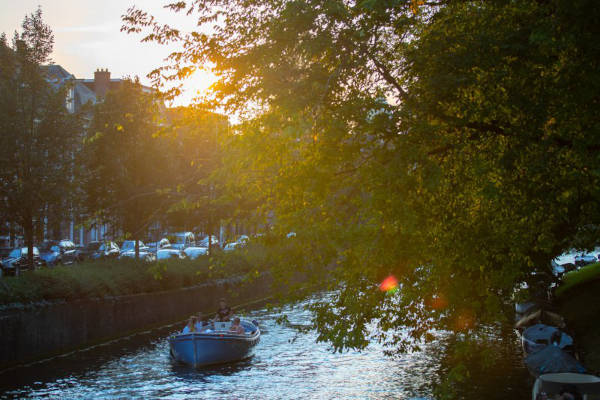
[525,345,586,377]
[523,324,573,349]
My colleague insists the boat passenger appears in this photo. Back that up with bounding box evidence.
[182,316,197,334]
[229,317,245,335]
[195,312,211,331]
[557,385,582,400]
[214,298,233,322]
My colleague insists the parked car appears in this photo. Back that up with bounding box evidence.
[157,248,187,260]
[120,240,149,254]
[183,246,208,259]
[79,241,121,261]
[574,252,597,267]
[146,238,171,254]
[198,235,219,248]
[38,240,79,266]
[119,249,156,262]
[169,232,196,250]
[0,247,44,276]
[0,247,12,260]
[223,242,241,252]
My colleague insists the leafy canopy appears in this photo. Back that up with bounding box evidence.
[122,0,600,358]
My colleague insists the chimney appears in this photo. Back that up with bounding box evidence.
[94,68,110,98]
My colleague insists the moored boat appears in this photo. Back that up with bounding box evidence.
[169,320,260,368]
[525,345,586,377]
[521,324,573,355]
[532,373,600,400]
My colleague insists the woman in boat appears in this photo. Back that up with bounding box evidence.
[228,317,245,335]
[182,316,197,334]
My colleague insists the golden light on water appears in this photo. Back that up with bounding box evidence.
[379,275,398,293]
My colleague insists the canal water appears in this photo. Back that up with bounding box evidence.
[0,296,531,399]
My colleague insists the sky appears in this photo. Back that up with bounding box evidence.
[0,0,216,106]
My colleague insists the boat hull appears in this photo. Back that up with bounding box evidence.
[169,322,260,368]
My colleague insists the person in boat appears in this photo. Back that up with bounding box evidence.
[557,385,582,400]
[195,312,211,331]
[229,317,245,335]
[182,316,197,334]
[214,298,233,322]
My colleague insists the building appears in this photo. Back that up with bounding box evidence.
[41,66,154,245]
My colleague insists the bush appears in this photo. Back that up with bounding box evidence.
[556,262,600,298]
[0,256,214,306]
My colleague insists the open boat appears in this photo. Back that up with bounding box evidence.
[532,373,600,400]
[169,320,260,368]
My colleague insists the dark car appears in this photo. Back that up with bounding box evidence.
[39,240,79,266]
[80,241,120,261]
[1,247,44,276]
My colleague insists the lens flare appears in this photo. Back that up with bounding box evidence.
[379,275,398,293]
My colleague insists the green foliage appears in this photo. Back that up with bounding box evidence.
[0,8,82,266]
[558,279,600,372]
[81,80,168,247]
[556,262,600,297]
[0,258,211,306]
[121,0,600,394]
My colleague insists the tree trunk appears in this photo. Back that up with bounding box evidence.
[24,216,34,274]
[135,238,140,260]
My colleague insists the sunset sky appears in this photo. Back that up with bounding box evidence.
[0,0,215,105]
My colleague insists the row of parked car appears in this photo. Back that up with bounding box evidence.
[0,232,252,277]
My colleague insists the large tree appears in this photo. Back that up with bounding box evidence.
[0,8,81,270]
[123,0,600,390]
[162,106,229,251]
[82,79,168,258]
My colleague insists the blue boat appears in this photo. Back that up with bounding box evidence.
[169,320,260,368]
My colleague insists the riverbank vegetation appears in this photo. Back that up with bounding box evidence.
[558,280,600,374]
[122,1,600,395]
[0,237,322,307]
[555,263,600,298]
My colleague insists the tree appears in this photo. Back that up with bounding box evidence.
[0,8,81,271]
[82,79,169,258]
[162,106,229,251]
[123,0,600,391]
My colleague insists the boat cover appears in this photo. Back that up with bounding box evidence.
[522,324,573,352]
[525,345,586,377]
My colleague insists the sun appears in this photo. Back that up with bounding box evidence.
[177,67,218,105]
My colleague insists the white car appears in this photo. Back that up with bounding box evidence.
[157,248,186,260]
[184,246,209,259]
[119,250,156,262]
[223,242,240,252]
[169,232,196,250]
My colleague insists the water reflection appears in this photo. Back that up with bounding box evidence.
[0,295,530,399]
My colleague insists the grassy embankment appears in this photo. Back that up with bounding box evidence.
[555,262,600,373]
[0,250,257,307]
[0,237,311,307]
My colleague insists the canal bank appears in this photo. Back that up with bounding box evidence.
[0,292,531,400]
[0,274,272,371]
[556,278,600,373]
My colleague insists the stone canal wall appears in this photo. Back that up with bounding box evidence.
[0,275,272,370]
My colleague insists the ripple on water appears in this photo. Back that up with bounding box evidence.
[0,296,530,400]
